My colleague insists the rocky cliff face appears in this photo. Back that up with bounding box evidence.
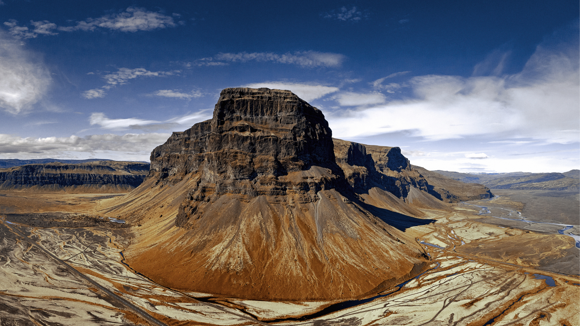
[333,139,429,198]
[102,88,489,301]
[0,161,149,192]
[150,88,344,229]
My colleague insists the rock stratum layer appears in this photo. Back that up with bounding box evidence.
[102,88,491,300]
[0,161,149,192]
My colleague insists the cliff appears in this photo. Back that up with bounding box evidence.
[0,161,149,193]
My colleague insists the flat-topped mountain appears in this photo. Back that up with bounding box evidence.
[0,158,112,169]
[0,161,149,192]
[101,88,491,300]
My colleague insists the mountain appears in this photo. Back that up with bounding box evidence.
[100,88,490,300]
[0,158,114,169]
[435,170,579,191]
[0,161,149,192]
[413,166,493,202]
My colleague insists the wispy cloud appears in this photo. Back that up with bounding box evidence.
[4,7,179,39]
[83,67,179,99]
[82,89,105,99]
[333,92,386,106]
[0,133,170,160]
[465,153,488,159]
[244,82,339,102]
[89,113,160,130]
[371,71,410,93]
[194,51,345,68]
[89,111,212,131]
[102,68,177,87]
[473,50,511,76]
[0,30,51,114]
[323,6,365,22]
[328,42,579,145]
[151,89,203,99]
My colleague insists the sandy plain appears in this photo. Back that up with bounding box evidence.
[0,190,578,325]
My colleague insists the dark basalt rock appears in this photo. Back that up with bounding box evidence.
[150,88,345,228]
[333,139,430,198]
[0,161,149,191]
[149,87,492,229]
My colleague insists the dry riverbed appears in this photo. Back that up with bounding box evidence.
[0,192,578,325]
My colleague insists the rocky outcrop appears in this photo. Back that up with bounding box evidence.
[333,139,430,198]
[0,161,149,192]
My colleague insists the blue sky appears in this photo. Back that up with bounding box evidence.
[0,0,578,173]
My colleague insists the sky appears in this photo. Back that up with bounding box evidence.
[0,0,578,173]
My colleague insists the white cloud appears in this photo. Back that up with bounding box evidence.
[82,89,106,99]
[31,20,58,35]
[323,7,365,22]
[328,43,579,145]
[334,91,386,106]
[465,153,488,159]
[89,111,212,131]
[3,7,178,40]
[409,149,579,173]
[103,68,176,86]
[0,133,170,160]
[69,7,177,32]
[372,71,410,89]
[152,89,203,99]
[0,31,51,114]
[244,82,339,101]
[4,20,37,39]
[89,113,160,130]
[168,111,212,125]
[198,51,345,68]
[84,67,178,99]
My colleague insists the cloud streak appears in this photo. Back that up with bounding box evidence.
[84,67,179,99]
[0,31,51,114]
[4,7,179,39]
[152,89,203,99]
[88,111,212,131]
[195,51,345,68]
[323,7,365,22]
[334,92,386,106]
[244,82,339,101]
[89,113,160,130]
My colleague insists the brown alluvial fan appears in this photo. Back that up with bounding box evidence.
[101,88,491,300]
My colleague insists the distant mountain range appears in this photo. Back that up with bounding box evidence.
[433,169,580,191]
[0,158,113,169]
[0,161,150,193]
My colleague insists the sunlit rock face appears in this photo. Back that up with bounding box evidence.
[109,88,491,300]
